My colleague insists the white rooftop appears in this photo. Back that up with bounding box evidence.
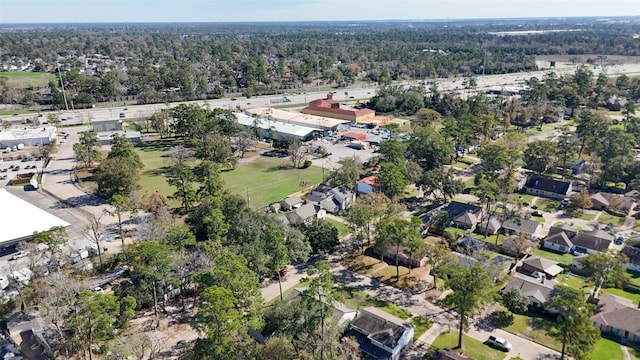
[235,112,318,137]
[0,126,56,141]
[0,189,71,245]
[97,130,141,140]
[246,107,350,129]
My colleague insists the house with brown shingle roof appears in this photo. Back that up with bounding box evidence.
[590,192,636,214]
[591,293,640,344]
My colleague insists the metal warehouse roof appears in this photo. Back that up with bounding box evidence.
[0,189,71,245]
[235,112,319,138]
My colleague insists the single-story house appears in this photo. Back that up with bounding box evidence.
[445,201,483,230]
[476,217,501,235]
[591,293,640,343]
[572,229,613,255]
[347,307,414,360]
[524,175,572,200]
[476,215,541,237]
[286,203,326,225]
[502,276,557,310]
[519,256,564,279]
[501,217,542,236]
[280,196,303,211]
[622,245,640,273]
[542,226,612,255]
[97,130,141,145]
[456,236,488,254]
[590,192,636,214]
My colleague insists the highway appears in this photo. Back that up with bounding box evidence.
[3,62,640,125]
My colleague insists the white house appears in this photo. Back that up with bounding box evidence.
[347,307,414,360]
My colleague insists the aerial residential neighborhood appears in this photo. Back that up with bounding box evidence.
[1,6,640,360]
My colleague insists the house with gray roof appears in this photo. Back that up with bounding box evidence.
[622,245,640,273]
[590,192,636,214]
[542,226,612,255]
[286,203,326,225]
[502,276,558,310]
[519,256,564,279]
[501,217,542,236]
[305,184,356,214]
[524,175,572,200]
[591,293,640,344]
[444,201,483,230]
[347,307,414,360]
[280,196,303,211]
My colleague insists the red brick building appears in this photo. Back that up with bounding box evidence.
[303,93,377,122]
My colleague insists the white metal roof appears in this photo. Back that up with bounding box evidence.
[246,107,349,129]
[235,112,318,137]
[0,189,71,245]
[0,126,56,141]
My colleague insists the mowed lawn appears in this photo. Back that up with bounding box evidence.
[0,71,55,88]
[135,143,324,208]
[589,337,623,360]
[221,157,323,207]
[431,332,505,360]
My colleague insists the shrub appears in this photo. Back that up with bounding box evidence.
[301,160,312,169]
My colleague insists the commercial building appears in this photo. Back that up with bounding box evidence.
[91,119,122,132]
[246,107,349,132]
[0,189,70,247]
[303,93,376,123]
[235,113,318,141]
[96,130,141,145]
[0,127,57,148]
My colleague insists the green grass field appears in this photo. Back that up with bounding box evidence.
[589,337,624,360]
[411,317,432,341]
[0,71,55,88]
[602,287,640,305]
[133,139,324,208]
[529,317,562,352]
[221,157,323,207]
[431,332,505,360]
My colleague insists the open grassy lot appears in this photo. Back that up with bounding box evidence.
[324,218,353,238]
[0,71,55,88]
[589,337,624,360]
[533,248,574,265]
[133,139,324,208]
[431,332,505,360]
[336,286,412,320]
[222,157,323,207]
[598,213,627,227]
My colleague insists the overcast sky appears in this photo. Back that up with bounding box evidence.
[1,0,639,24]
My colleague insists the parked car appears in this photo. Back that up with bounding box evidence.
[10,251,30,261]
[615,237,625,245]
[532,210,543,217]
[560,198,570,208]
[486,335,512,351]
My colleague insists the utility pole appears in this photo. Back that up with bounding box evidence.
[56,64,69,111]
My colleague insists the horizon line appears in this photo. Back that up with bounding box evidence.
[1,15,640,26]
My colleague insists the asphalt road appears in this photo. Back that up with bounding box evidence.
[4,62,640,126]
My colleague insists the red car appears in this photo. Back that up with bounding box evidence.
[274,268,288,279]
